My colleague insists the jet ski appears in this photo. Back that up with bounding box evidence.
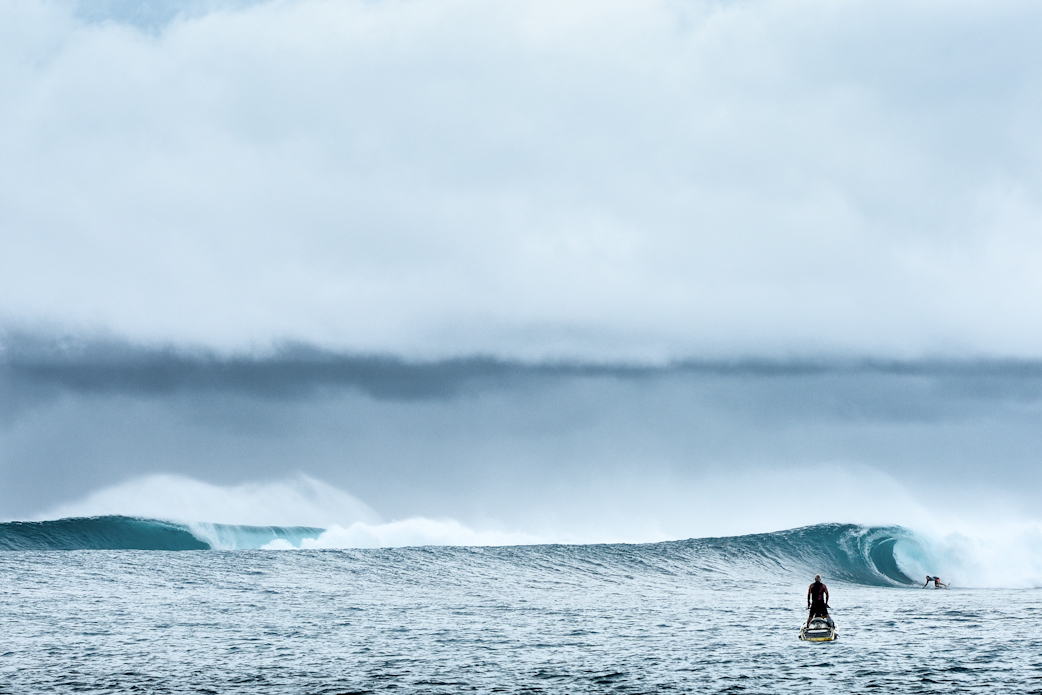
[799,616,838,642]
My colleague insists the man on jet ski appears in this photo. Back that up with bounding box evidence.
[806,574,831,628]
[923,575,948,588]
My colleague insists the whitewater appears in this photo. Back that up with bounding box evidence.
[2,520,1041,693]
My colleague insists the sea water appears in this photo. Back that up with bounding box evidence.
[1,522,1040,693]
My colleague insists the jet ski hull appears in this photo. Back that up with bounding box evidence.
[799,617,838,642]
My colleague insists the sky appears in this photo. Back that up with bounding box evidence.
[2,0,1042,543]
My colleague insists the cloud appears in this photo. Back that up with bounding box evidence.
[5,332,1042,405]
[5,0,1042,540]
[2,0,1042,359]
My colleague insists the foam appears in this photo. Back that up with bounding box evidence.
[271,518,540,549]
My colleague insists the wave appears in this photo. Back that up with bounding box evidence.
[0,517,920,584]
[667,523,921,586]
[0,516,323,551]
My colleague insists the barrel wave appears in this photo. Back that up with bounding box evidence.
[0,517,920,585]
[0,516,324,550]
[662,523,920,586]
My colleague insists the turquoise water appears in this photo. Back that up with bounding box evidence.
[1,526,1039,692]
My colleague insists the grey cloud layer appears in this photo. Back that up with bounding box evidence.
[3,0,1042,358]
[6,333,1042,404]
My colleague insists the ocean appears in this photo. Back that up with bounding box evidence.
[2,519,1039,693]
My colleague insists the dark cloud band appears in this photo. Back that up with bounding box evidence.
[4,333,1042,402]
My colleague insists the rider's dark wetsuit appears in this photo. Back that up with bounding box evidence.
[809,580,829,618]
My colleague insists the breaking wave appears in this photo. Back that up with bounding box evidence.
[0,517,924,585]
[0,516,323,551]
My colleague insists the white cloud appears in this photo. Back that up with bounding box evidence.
[2,0,1042,359]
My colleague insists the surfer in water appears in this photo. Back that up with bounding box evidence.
[923,575,948,589]
[806,574,831,628]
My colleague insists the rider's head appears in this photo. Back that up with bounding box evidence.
[815,574,821,581]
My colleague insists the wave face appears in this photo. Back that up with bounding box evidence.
[0,516,323,551]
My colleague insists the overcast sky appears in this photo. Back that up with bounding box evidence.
[3,0,1042,539]
[3,0,1042,359]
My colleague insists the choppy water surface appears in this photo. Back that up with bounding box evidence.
[2,537,1040,693]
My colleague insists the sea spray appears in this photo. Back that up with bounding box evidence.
[187,522,324,550]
